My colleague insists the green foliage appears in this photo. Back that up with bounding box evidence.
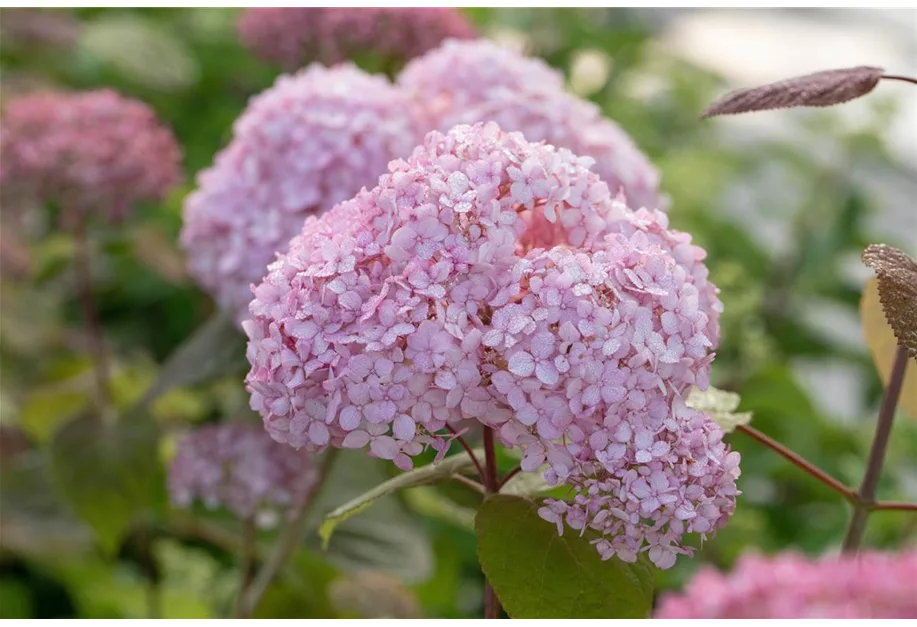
[305,451,434,583]
[49,413,161,555]
[253,552,341,619]
[475,495,655,618]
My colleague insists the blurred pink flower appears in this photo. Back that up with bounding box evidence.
[0,88,181,223]
[398,39,665,213]
[238,7,475,70]
[180,63,423,323]
[168,422,318,527]
[655,550,917,618]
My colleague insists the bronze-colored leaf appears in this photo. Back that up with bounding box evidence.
[861,244,917,359]
[701,66,884,119]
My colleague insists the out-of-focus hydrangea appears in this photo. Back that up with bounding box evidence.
[244,122,736,567]
[398,39,665,213]
[0,8,80,52]
[238,7,476,71]
[655,550,917,618]
[168,422,318,527]
[0,89,181,223]
[180,63,423,323]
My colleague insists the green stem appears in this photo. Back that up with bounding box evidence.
[236,448,339,618]
[73,219,112,418]
[233,517,257,618]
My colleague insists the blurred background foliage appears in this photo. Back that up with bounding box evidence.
[1,7,915,619]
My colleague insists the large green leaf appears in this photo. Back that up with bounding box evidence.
[49,413,160,555]
[318,449,482,548]
[133,310,246,413]
[474,495,654,619]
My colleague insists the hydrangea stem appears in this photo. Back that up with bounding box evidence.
[482,426,502,619]
[446,424,486,483]
[237,448,338,618]
[736,424,856,503]
[233,517,257,618]
[497,466,522,490]
[842,345,909,553]
[73,219,112,417]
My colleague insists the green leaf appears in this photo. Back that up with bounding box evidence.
[318,449,482,548]
[402,486,477,529]
[475,495,654,619]
[253,551,341,619]
[133,311,246,414]
[499,466,568,498]
[305,450,434,583]
[80,14,199,91]
[685,385,753,433]
[49,413,160,555]
[18,389,89,443]
[0,579,32,619]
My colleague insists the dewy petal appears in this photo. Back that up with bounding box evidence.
[507,351,535,377]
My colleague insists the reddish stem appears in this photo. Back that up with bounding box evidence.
[842,345,909,553]
[74,219,112,414]
[482,426,502,620]
[736,424,856,503]
[881,74,917,86]
[446,424,486,483]
[497,465,523,490]
[871,501,917,512]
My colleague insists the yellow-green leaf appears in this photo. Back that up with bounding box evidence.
[861,276,917,419]
[686,385,753,433]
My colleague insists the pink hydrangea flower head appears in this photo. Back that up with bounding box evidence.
[655,550,917,618]
[245,122,631,468]
[168,422,318,527]
[601,198,723,347]
[180,63,423,322]
[398,39,665,212]
[244,122,733,560]
[0,8,80,51]
[0,88,181,223]
[238,8,476,71]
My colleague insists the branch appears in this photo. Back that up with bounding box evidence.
[882,74,917,86]
[446,424,486,483]
[233,517,257,618]
[236,448,339,618]
[482,427,502,620]
[736,424,856,503]
[871,501,917,512]
[842,345,909,552]
[497,465,523,490]
[73,219,113,417]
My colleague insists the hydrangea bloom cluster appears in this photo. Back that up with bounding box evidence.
[180,64,422,322]
[655,550,917,618]
[244,122,737,567]
[0,89,181,222]
[168,422,318,527]
[238,8,475,71]
[398,39,665,212]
